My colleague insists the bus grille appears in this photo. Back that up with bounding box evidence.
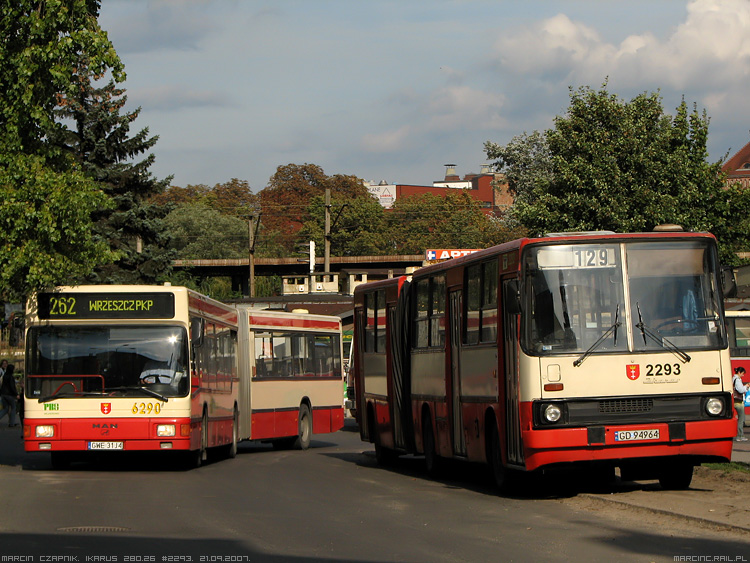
[598,398,654,414]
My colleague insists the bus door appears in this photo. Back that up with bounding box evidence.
[449,290,466,456]
[502,279,523,466]
[388,304,405,450]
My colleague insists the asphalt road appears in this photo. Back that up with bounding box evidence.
[1,421,749,562]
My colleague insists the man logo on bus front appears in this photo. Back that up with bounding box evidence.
[101,403,112,414]
[627,364,640,380]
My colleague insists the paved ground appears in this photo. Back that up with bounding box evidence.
[564,438,750,534]
[2,422,749,535]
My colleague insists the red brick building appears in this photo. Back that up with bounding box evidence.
[722,140,750,189]
[367,164,513,215]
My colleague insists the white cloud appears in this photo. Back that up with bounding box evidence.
[97,0,750,190]
[493,0,750,90]
[424,86,507,131]
[361,126,412,153]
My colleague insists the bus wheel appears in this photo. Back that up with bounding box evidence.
[488,423,508,491]
[199,411,209,463]
[294,404,312,450]
[422,413,442,477]
[189,410,209,468]
[226,407,238,459]
[658,462,694,490]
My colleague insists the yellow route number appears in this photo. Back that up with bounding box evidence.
[132,402,162,415]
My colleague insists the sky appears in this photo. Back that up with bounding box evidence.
[98,0,750,192]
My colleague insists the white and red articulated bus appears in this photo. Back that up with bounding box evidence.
[24,285,239,468]
[354,229,736,490]
[23,286,344,468]
[235,306,344,450]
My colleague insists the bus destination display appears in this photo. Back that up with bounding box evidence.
[537,245,618,270]
[37,292,175,319]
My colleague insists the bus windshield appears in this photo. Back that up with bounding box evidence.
[26,325,190,399]
[522,240,725,356]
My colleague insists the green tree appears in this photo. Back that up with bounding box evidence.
[386,191,511,254]
[0,0,124,300]
[154,179,258,222]
[299,194,388,257]
[0,155,114,301]
[485,84,748,264]
[485,130,553,207]
[164,203,249,260]
[259,163,370,252]
[54,77,175,284]
[205,179,258,221]
[150,184,212,207]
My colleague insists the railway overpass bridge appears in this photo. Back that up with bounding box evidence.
[172,254,426,297]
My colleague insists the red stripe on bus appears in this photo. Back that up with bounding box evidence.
[188,295,238,325]
[248,315,339,331]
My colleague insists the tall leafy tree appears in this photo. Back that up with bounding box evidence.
[0,0,124,300]
[206,179,258,221]
[259,163,370,252]
[153,179,258,221]
[151,184,212,207]
[55,77,175,283]
[484,130,553,208]
[300,193,388,257]
[164,203,249,260]
[386,191,514,254]
[485,84,749,264]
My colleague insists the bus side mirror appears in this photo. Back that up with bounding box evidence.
[191,317,204,348]
[504,279,521,315]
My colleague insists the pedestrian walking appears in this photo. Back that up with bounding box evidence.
[0,363,20,427]
[733,366,749,442]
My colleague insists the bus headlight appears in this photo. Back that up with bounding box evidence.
[157,424,176,437]
[544,404,562,423]
[705,397,724,416]
[35,425,55,438]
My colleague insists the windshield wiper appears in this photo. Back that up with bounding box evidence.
[107,386,169,402]
[635,302,691,363]
[574,304,621,367]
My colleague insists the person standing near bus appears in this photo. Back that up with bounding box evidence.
[0,363,19,427]
[733,367,750,442]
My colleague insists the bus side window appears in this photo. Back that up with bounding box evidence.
[733,318,750,357]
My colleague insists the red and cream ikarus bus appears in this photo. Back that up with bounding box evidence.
[24,287,346,468]
[235,306,344,449]
[24,285,239,468]
[354,228,736,490]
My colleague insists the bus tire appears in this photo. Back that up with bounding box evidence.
[294,403,312,450]
[189,409,209,468]
[658,462,694,490]
[422,412,442,477]
[226,407,238,459]
[368,403,394,465]
[488,422,508,491]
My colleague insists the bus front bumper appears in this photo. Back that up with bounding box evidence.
[521,418,736,471]
[23,417,193,452]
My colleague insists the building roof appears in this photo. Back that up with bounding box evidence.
[723,140,750,179]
